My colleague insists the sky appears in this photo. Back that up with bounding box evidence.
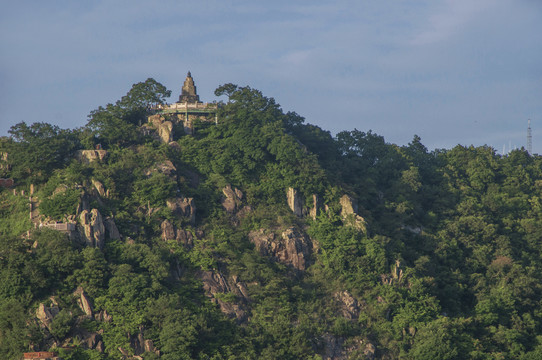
[1,0,541,153]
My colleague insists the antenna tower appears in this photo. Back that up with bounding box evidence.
[527,119,532,155]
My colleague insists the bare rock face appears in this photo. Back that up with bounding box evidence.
[176,228,194,248]
[148,114,164,127]
[76,150,108,164]
[79,209,105,249]
[94,309,112,322]
[161,219,194,248]
[364,342,376,360]
[310,194,321,220]
[340,195,366,231]
[334,290,360,320]
[105,217,120,240]
[130,327,161,357]
[167,197,196,224]
[148,114,174,143]
[36,303,60,330]
[91,179,106,197]
[161,219,176,241]
[198,271,249,322]
[222,184,243,213]
[159,121,174,143]
[145,160,177,178]
[287,187,304,216]
[340,195,358,217]
[73,287,93,316]
[249,227,313,271]
[319,334,368,360]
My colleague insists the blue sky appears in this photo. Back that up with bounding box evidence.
[1,0,541,153]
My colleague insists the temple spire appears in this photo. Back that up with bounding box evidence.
[178,71,200,103]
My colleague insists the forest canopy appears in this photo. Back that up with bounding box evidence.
[1,78,541,359]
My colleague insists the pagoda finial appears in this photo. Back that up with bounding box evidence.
[187,71,192,77]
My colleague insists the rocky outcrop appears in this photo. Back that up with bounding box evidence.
[161,220,176,241]
[159,121,174,143]
[381,260,405,286]
[130,326,161,357]
[287,188,321,219]
[146,160,177,178]
[319,334,371,360]
[198,270,249,322]
[334,290,360,320]
[73,287,93,317]
[222,185,243,213]
[79,209,105,249]
[249,227,313,271]
[287,187,304,216]
[36,302,60,330]
[148,114,174,143]
[94,309,112,322]
[340,195,366,231]
[176,228,194,248]
[310,194,321,220]
[105,217,120,240]
[91,179,106,198]
[167,197,196,224]
[76,150,108,164]
[160,219,194,248]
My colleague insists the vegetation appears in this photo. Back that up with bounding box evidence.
[1,78,542,359]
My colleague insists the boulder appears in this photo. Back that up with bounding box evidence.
[364,342,376,359]
[148,114,174,143]
[76,150,108,164]
[167,197,196,224]
[79,209,105,249]
[94,309,112,322]
[148,114,165,127]
[146,160,177,177]
[160,219,176,241]
[176,229,194,248]
[161,219,193,248]
[248,227,313,271]
[36,303,60,330]
[222,184,243,213]
[159,121,174,143]
[319,334,367,360]
[287,187,304,216]
[91,179,106,197]
[73,287,93,316]
[309,194,321,220]
[334,290,360,320]
[340,195,366,231]
[198,270,248,322]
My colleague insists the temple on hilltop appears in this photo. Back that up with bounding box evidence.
[150,72,218,136]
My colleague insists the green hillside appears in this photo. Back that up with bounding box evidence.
[1,79,542,359]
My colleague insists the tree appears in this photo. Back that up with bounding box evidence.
[6,122,79,183]
[86,78,171,147]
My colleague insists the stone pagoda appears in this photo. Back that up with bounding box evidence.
[150,72,218,136]
[178,71,200,103]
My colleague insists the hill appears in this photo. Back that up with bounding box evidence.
[1,77,542,359]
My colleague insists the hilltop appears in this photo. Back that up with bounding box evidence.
[1,76,542,360]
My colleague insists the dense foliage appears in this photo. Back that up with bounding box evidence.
[1,78,542,359]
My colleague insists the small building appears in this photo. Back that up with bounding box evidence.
[22,352,60,360]
[152,72,218,134]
